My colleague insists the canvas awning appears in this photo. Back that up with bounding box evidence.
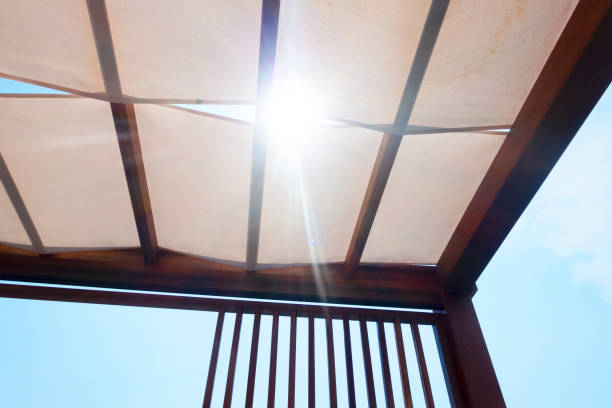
[1,0,609,306]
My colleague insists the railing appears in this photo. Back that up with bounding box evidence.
[200,305,448,408]
[0,283,460,407]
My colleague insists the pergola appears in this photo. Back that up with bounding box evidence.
[1,0,610,406]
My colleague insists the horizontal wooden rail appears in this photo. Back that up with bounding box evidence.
[0,245,443,309]
[0,283,506,406]
[0,283,438,324]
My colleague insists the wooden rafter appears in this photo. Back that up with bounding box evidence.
[345,0,449,277]
[246,0,281,271]
[0,244,442,309]
[438,0,612,293]
[0,154,44,253]
[86,0,158,264]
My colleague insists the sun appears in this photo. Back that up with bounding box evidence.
[261,83,323,153]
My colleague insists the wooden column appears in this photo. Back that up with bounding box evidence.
[436,293,505,408]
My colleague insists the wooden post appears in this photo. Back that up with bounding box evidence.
[436,293,505,407]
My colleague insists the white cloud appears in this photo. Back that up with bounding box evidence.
[514,91,612,300]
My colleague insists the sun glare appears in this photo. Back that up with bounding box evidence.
[262,84,323,153]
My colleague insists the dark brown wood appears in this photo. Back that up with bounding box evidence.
[245,310,262,408]
[394,320,414,408]
[411,323,435,408]
[433,316,467,408]
[439,0,612,292]
[439,294,505,407]
[308,315,315,408]
[0,244,443,309]
[360,318,378,407]
[326,316,338,408]
[0,281,438,325]
[202,309,225,408]
[288,312,297,408]
[223,310,243,408]
[345,0,449,277]
[267,311,279,408]
[0,154,44,253]
[246,0,281,271]
[377,319,395,408]
[109,102,159,264]
[86,0,158,264]
[343,317,357,408]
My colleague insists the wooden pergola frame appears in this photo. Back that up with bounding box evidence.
[0,0,608,301]
[0,1,611,405]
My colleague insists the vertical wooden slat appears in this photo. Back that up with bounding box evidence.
[245,310,262,408]
[308,315,315,408]
[411,323,435,408]
[288,312,297,408]
[326,316,338,408]
[267,311,279,408]
[0,154,44,253]
[343,317,357,408]
[202,309,225,408]
[377,319,395,408]
[360,318,378,407]
[433,317,466,408]
[223,310,243,408]
[246,0,281,270]
[394,320,414,408]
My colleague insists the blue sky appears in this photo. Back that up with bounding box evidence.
[0,78,610,406]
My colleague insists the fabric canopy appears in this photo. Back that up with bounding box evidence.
[0,0,579,266]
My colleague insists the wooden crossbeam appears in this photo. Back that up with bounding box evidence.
[86,0,158,264]
[345,0,449,277]
[246,0,281,271]
[0,154,44,253]
[438,0,612,292]
[0,244,442,309]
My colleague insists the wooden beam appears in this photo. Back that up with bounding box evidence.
[435,293,505,407]
[86,0,158,264]
[246,0,281,271]
[438,0,612,292]
[0,244,443,309]
[0,282,438,326]
[345,0,449,276]
[0,154,44,253]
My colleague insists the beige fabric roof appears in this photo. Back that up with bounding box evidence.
[0,98,138,249]
[0,0,579,265]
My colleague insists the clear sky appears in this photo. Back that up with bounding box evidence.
[0,78,610,407]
